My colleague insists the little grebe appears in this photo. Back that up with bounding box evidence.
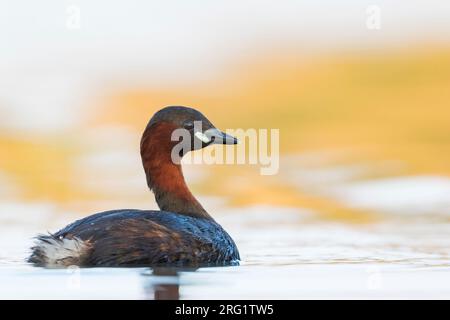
[28,106,240,267]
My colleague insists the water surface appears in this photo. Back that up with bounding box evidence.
[1,199,449,299]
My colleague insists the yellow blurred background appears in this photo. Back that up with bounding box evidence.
[1,1,449,223]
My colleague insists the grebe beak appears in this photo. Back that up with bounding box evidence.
[200,128,238,145]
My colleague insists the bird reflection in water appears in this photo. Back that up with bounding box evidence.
[142,267,197,300]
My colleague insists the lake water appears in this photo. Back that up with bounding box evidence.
[1,193,449,299]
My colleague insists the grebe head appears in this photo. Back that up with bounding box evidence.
[140,106,237,218]
[147,106,237,153]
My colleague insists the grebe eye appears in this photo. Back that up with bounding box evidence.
[183,121,194,130]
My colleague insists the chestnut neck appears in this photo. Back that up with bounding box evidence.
[140,122,212,220]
